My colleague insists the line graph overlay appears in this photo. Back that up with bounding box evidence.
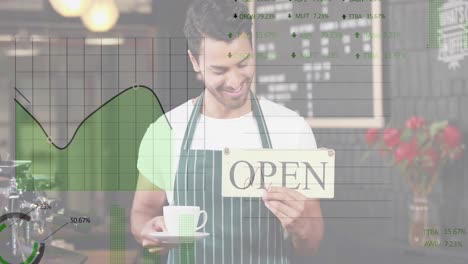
[13,37,201,191]
[15,85,171,191]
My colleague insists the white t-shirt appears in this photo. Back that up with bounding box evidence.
[137,96,317,204]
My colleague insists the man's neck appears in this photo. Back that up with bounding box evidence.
[192,91,252,119]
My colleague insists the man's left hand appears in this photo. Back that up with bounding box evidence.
[262,186,324,255]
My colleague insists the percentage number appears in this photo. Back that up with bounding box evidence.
[444,240,464,247]
[313,13,329,19]
[444,228,466,235]
[367,13,386,19]
[70,217,91,224]
[36,203,52,210]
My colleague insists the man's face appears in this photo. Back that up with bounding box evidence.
[190,36,255,110]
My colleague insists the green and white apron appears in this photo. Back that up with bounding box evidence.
[168,90,291,264]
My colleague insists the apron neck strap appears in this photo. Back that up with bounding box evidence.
[181,90,273,151]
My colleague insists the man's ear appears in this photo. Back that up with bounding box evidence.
[188,49,201,73]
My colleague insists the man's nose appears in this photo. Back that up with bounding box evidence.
[225,71,243,89]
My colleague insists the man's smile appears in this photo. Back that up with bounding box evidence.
[222,82,247,98]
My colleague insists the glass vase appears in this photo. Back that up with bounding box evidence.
[408,194,428,247]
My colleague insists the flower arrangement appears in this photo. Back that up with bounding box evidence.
[364,117,464,196]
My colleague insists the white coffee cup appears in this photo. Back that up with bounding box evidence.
[163,206,208,235]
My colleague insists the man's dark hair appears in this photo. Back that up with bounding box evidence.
[184,0,252,60]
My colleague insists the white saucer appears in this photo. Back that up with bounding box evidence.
[148,232,210,244]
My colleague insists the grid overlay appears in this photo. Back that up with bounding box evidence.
[179,214,195,263]
[13,37,202,191]
[428,0,444,48]
[109,205,126,264]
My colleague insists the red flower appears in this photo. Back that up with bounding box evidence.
[406,116,426,130]
[444,125,463,148]
[425,148,438,163]
[365,129,379,145]
[383,128,401,149]
[395,140,418,164]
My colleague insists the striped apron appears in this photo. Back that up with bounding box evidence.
[167,90,291,264]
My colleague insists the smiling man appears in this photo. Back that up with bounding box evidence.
[131,0,324,263]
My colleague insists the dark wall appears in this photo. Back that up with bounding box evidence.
[306,1,468,263]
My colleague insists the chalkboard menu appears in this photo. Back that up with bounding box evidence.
[251,0,384,128]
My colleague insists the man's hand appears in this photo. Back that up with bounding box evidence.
[140,216,177,255]
[262,186,324,255]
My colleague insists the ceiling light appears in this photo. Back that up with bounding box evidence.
[81,0,120,32]
[49,0,92,17]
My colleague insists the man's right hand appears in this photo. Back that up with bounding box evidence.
[140,216,177,255]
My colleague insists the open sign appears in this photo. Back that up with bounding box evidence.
[222,148,335,198]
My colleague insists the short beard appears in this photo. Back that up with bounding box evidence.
[225,92,249,109]
[210,83,251,111]
[205,82,250,113]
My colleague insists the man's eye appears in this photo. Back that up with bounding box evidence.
[239,64,248,68]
